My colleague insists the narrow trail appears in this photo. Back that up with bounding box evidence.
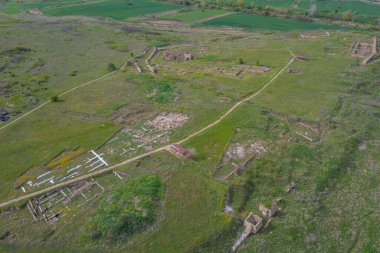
[193,12,234,24]
[0,55,294,208]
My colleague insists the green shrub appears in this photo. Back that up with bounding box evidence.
[145,76,176,104]
[29,74,49,84]
[107,63,117,72]
[50,96,59,102]
[87,174,165,241]
[0,46,31,56]
[69,70,77,76]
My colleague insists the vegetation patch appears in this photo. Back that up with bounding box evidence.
[86,174,165,241]
[0,46,32,56]
[29,74,49,84]
[132,74,177,104]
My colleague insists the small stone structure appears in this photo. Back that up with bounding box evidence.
[285,182,296,193]
[162,51,177,60]
[300,31,329,39]
[288,68,303,74]
[244,212,263,233]
[259,204,278,217]
[134,62,142,73]
[348,37,378,64]
[178,53,193,61]
[201,64,271,77]
[363,37,378,65]
[162,51,193,61]
[233,64,271,74]
[295,55,307,61]
[232,212,263,252]
[148,112,189,131]
[169,144,192,159]
[28,9,43,16]
[145,47,159,73]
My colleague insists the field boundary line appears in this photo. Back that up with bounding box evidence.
[0,54,294,208]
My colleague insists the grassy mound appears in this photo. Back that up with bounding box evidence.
[87,174,165,241]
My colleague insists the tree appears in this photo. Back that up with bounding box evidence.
[237,0,244,8]
[107,63,117,72]
[51,96,59,102]
[342,11,352,21]
[309,3,318,17]
[238,58,244,64]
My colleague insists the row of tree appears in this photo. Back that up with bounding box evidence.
[160,0,379,27]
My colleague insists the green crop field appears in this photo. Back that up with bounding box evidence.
[159,8,228,23]
[43,0,180,20]
[1,0,181,20]
[202,13,350,31]
[221,0,380,16]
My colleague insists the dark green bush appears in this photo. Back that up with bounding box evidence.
[87,174,165,241]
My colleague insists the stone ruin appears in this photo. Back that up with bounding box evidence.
[225,141,267,161]
[348,37,378,64]
[28,9,43,16]
[259,204,278,217]
[162,51,193,61]
[285,182,296,193]
[288,68,303,74]
[218,141,267,180]
[169,143,192,159]
[201,64,271,77]
[147,112,189,131]
[232,64,271,74]
[232,212,263,252]
[295,55,307,61]
[300,31,330,39]
[244,212,263,234]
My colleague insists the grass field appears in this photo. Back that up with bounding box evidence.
[0,5,379,253]
[202,13,350,31]
[159,8,228,23]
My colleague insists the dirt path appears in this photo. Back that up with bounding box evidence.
[193,12,234,24]
[0,55,294,209]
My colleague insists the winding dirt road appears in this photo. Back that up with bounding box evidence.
[0,55,294,208]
